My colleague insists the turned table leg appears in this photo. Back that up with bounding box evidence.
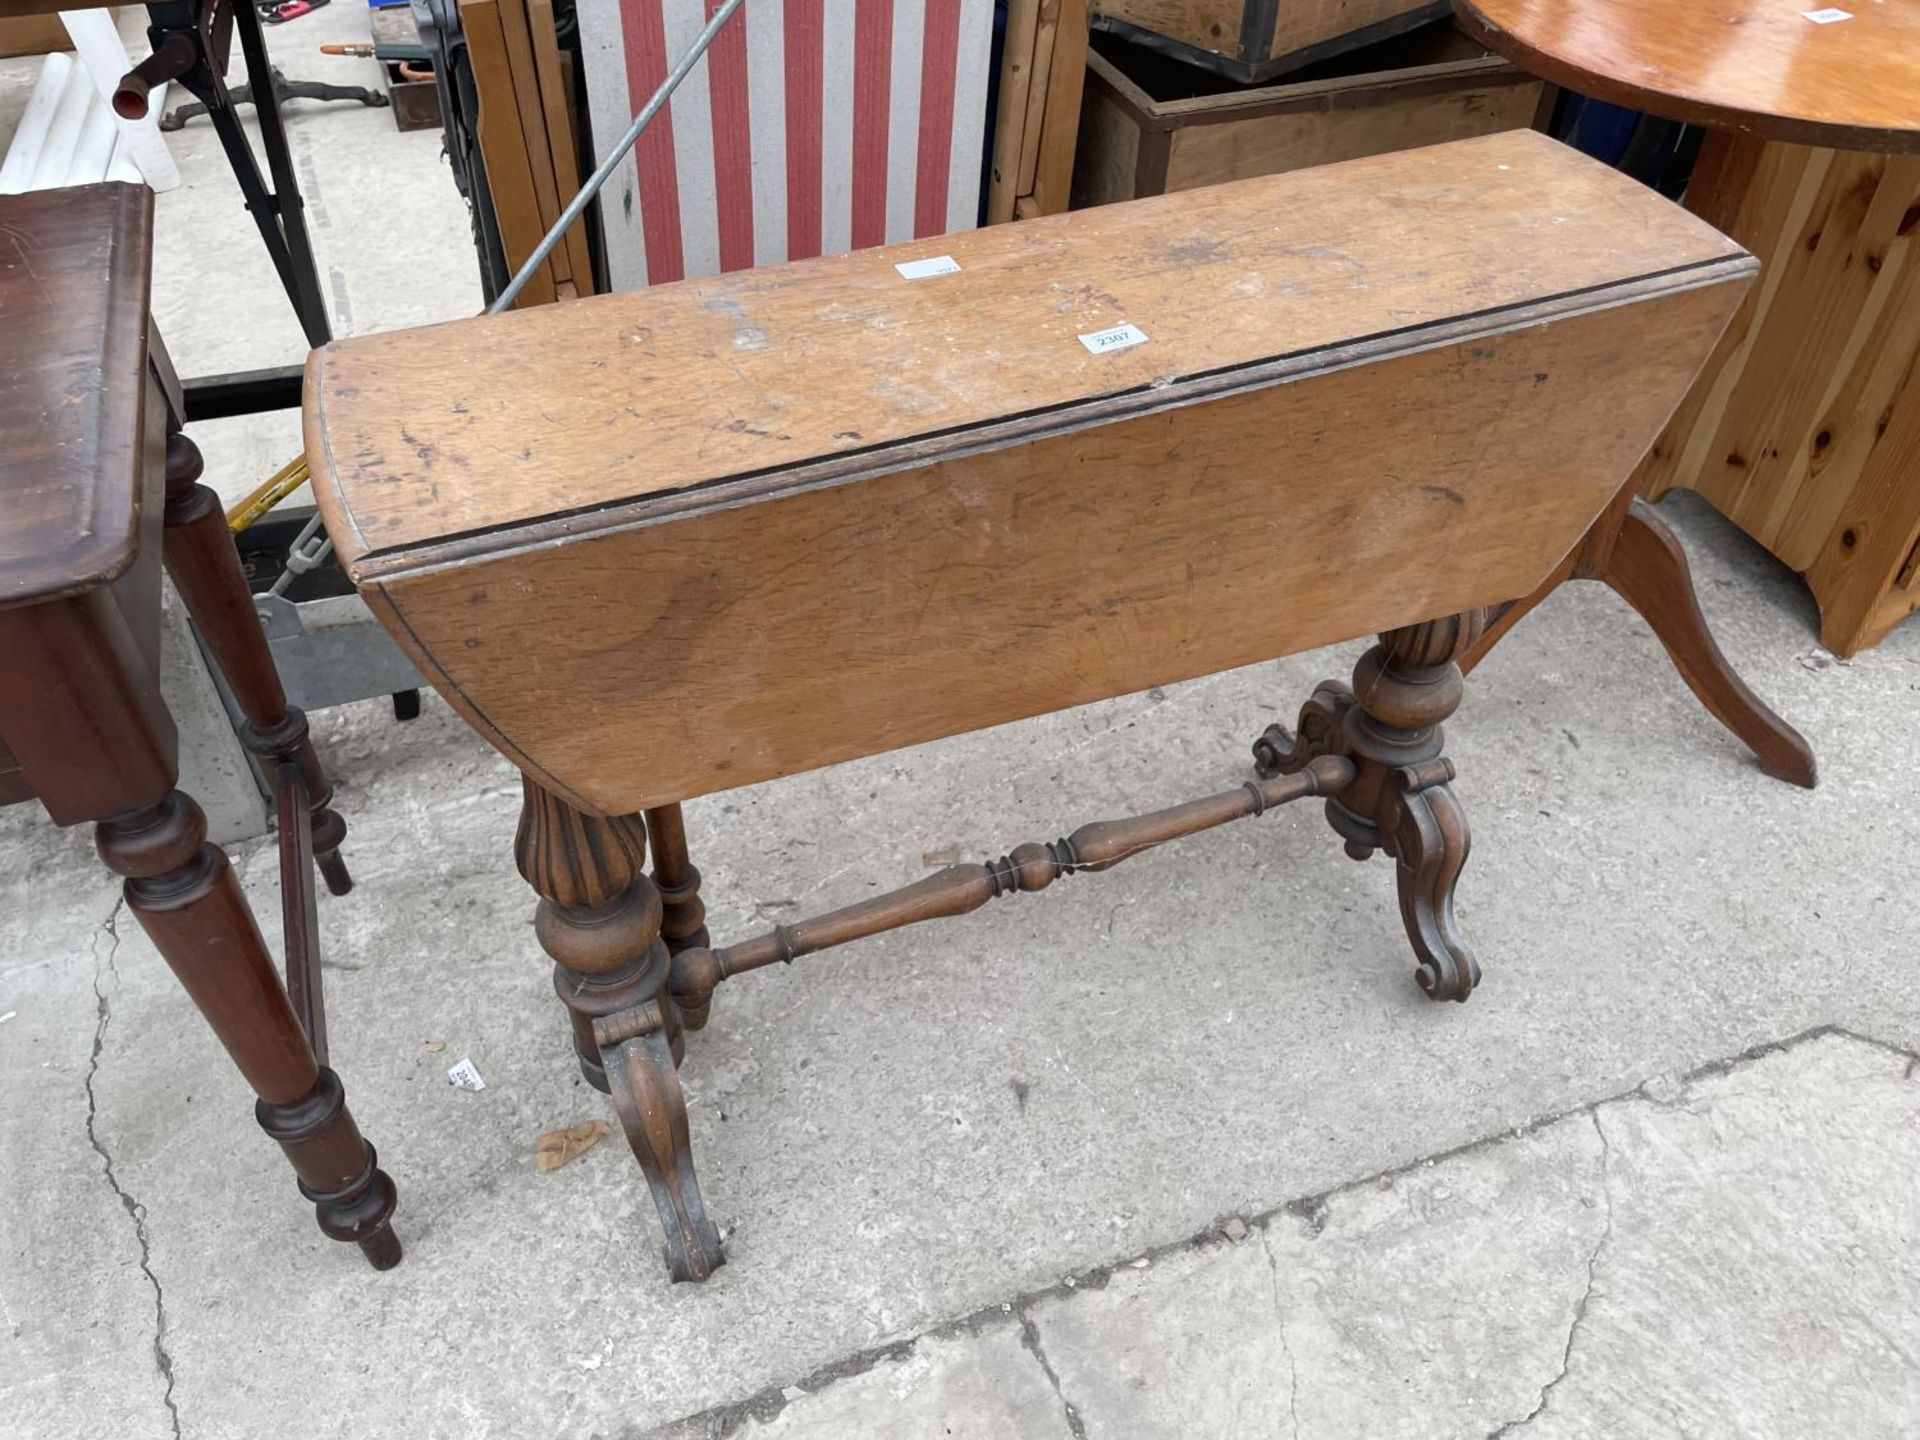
[643,803,712,1027]
[160,431,355,892]
[1459,484,1816,789]
[1257,611,1484,1001]
[95,791,399,1267]
[516,778,724,1281]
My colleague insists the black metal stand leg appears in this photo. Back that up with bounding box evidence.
[230,1,331,346]
[161,69,389,131]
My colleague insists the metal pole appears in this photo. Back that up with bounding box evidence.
[280,0,750,585]
[489,0,748,314]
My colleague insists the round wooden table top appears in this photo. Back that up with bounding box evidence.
[1452,0,1920,152]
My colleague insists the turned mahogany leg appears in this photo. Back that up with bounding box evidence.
[643,804,713,1028]
[516,777,723,1282]
[1258,612,1484,1001]
[95,791,399,1267]
[160,431,355,892]
[1460,486,1815,789]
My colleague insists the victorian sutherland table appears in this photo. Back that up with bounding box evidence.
[309,131,1752,1281]
[0,185,399,1267]
[1456,0,1920,666]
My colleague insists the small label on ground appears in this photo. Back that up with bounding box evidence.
[1802,8,1851,21]
[894,255,961,279]
[447,1057,487,1091]
[1079,322,1149,355]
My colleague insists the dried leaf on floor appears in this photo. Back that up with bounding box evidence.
[536,1119,611,1173]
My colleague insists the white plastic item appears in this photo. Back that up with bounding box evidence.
[27,60,93,191]
[60,8,181,192]
[106,135,143,184]
[0,52,75,194]
[72,89,119,185]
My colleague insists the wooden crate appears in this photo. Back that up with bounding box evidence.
[1094,0,1446,82]
[1073,20,1543,207]
[0,13,71,60]
[1637,137,1920,657]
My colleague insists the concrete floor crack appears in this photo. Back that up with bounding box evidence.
[84,898,182,1440]
[1017,1307,1090,1439]
[1485,1109,1616,1439]
[639,1023,1875,1439]
[1257,1224,1302,1440]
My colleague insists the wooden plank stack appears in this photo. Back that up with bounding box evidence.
[458,0,593,305]
[989,0,1092,220]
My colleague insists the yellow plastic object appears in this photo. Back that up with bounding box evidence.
[227,454,309,534]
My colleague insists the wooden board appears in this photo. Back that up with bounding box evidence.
[0,184,154,610]
[1073,23,1538,205]
[459,0,557,307]
[1454,0,1920,154]
[994,0,1091,220]
[1094,0,1443,81]
[0,12,70,58]
[1164,63,1537,188]
[308,131,1754,812]
[988,0,1044,222]
[1071,77,1142,206]
[1017,0,1063,196]
[1094,0,1224,59]
[313,131,1734,561]
[527,0,593,294]
[1031,0,1090,213]
[494,0,567,286]
[1637,133,1920,655]
[1271,0,1435,63]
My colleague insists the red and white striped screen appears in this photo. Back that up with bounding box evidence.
[578,0,994,291]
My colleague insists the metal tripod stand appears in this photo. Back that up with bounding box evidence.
[121,0,334,351]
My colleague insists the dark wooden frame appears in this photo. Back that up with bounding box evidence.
[0,185,399,1270]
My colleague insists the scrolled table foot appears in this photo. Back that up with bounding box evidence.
[1276,610,1488,999]
[596,1003,725,1284]
[1387,766,1479,1003]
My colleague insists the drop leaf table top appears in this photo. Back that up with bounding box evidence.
[309,129,1753,815]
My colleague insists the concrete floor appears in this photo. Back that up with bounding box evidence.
[4,12,1920,1440]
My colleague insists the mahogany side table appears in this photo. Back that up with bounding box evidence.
[0,185,399,1268]
[1457,0,1920,672]
[310,132,1754,1282]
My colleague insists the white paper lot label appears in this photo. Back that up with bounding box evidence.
[894,254,961,279]
[1803,8,1851,22]
[447,1057,487,1091]
[1079,322,1149,355]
